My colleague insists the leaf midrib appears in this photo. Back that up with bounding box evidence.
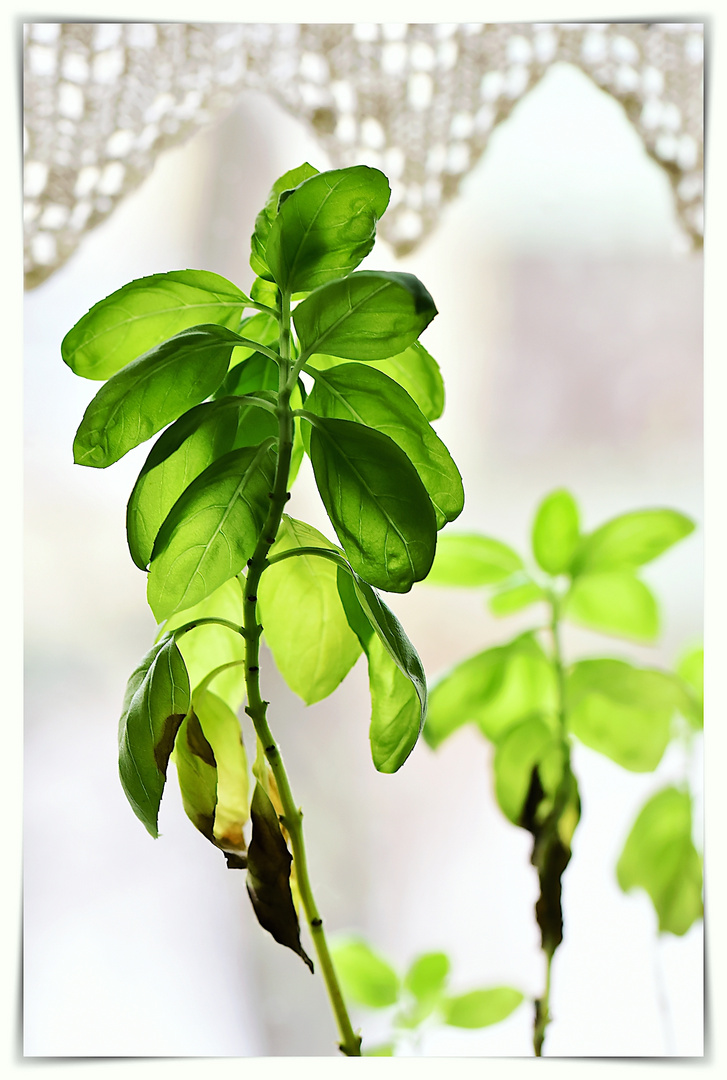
[77,336,232,463]
[299,278,393,359]
[157,447,271,614]
[314,423,421,582]
[284,172,369,289]
[70,296,244,359]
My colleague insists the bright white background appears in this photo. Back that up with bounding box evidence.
[10,2,725,1076]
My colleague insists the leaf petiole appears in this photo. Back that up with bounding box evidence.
[169,616,246,639]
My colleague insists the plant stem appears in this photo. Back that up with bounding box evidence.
[533,947,554,1057]
[241,289,362,1058]
[531,589,574,1057]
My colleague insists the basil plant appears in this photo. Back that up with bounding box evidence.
[62,163,464,1055]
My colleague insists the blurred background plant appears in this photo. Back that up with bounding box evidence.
[423,490,702,1054]
[330,937,526,1056]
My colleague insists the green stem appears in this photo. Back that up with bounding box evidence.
[241,290,362,1058]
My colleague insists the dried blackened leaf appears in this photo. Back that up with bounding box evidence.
[246,783,314,972]
[520,766,581,957]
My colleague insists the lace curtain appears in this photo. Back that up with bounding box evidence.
[23,21,704,289]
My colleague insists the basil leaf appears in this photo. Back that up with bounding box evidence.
[265,166,390,293]
[160,580,246,712]
[306,363,463,528]
[294,271,437,362]
[572,508,695,575]
[426,533,523,587]
[424,634,557,749]
[442,988,524,1029]
[532,489,580,575]
[173,710,219,844]
[309,416,437,592]
[147,443,276,622]
[309,340,445,421]
[257,517,362,705]
[246,783,314,971]
[489,581,546,616]
[333,563,426,771]
[492,715,560,824]
[214,352,280,399]
[372,342,444,422]
[330,938,400,1008]
[250,162,320,280]
[566,659,680,771]
[118,636,190,837]
[676,645,704,729]
[366,634,422,773]
[266,544,427,755]
[194,689,250,854]
[127,396,277,570]
[564,571,659,641]
[73,325,244,468]
[231,311,280,359]
[62,269,251,381]
[405,953,450,1005]
[617,786,703,935]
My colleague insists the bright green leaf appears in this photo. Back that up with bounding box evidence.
[309,340,445,421]
[331,938,400,1008]
[405,952,451,1004]
[532,489,580,575]
[425,635,557,749]
[147,443,276,622]
[442,987,524,1029]
[493,715,561,824]
[214,352,279,398]
[489,581,546,616]
[159,579,246,711]
[118,636,190,837]
[266,166,390,293]
[228,311,280,365]
[250,162,320,280]
[73,325,244,468]
[249,276,280,308]
[308,416,437,592]
[676,645,704,729]
[567,659,680,771]
[127,396,277,570]
[264,544,427,742]
[337,567,424,772]
[425,533,523,587]
[295,271,437,362]
[305,363,463,528]
[246,783,314,971]
[366,633,422,773]
[617,786,703,935]
[257,517,362,705]
[62,269,251,381]
[572,509,695,575]
[363,1044,395,1056]
[564,571,660,641]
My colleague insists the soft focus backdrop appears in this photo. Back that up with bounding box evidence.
[24,59,703,1056]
